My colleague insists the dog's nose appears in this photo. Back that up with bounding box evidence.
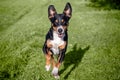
[58,28,63,33]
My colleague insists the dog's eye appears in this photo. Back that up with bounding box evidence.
[61,22,65,25]
[53,22,59,27]
[61,20,66,25]
[53,20,59,26]
[62,22,68,26]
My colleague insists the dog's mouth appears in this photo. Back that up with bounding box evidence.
[58,33,64,38]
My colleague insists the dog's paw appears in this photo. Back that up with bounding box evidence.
[52,67,60,79]
[45,65,51,71]
[52,67,58,74]
[54,75,60,79]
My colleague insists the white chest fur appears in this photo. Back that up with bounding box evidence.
[50,32,64,55]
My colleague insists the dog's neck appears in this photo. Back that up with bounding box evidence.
[50,31,65,55]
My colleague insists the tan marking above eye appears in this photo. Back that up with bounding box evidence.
[61,19,64,22]
[55,20,58,23]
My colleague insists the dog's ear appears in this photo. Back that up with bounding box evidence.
[63,2,72,18]
[48,5,57,19]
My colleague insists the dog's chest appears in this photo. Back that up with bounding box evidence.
[50,32,64,55]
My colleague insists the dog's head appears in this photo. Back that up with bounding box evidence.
[48,2,72,37]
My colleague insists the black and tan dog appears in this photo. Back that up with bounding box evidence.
[42,2,72,79]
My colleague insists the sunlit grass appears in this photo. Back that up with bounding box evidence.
[0,0,120,80]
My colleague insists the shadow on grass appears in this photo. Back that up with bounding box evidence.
[88,0,120,10]
[60,44,90,79]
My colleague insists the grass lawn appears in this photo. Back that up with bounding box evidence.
[0,0,120,80]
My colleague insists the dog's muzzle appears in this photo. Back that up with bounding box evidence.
[57,26,64,38]
[57,26,64,33]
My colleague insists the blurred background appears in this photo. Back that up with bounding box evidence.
[0,0,120,80]
[89,0,120,10]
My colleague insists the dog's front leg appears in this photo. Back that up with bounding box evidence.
[47,39,53,48]
[52,62,61,79]
[58,41,66,50]
[51,54,61,79]
[45,40,53,71]
[45,51,52,71]
[52,50,65,79]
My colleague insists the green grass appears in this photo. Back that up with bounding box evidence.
[0,0,120,80]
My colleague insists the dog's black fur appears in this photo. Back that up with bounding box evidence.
[42,2,72,78]
[43,28,68,63]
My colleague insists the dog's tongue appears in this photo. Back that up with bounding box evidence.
[58,33,63,38]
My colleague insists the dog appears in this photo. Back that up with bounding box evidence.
[42,2,72,79]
